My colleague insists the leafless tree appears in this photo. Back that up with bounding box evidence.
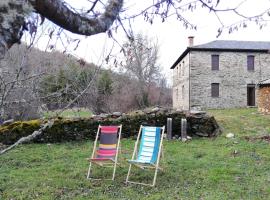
[120,33,161,108]
[106,73,138,112]
[0,43,101,121]
[1,0,270,61]
[156,75,172,106]
[0,44,48,121]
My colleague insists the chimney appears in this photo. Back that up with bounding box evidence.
[188,36,194,47]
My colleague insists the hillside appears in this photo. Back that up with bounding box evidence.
[0,44,171,121]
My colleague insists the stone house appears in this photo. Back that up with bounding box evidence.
[171,38,270,110]
[257,79,270,114]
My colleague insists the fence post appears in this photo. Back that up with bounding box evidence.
[167,118,172,140]
[181,118,187,140]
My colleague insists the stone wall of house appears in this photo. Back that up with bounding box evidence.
[258,85,270,114]
[172,54,190,110]
[189,51,270,109]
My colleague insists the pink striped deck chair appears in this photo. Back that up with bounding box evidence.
[87,125,122,180]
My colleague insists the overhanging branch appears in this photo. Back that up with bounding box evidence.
[30,0,124,36]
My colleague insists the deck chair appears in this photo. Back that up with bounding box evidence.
[126,125,165,187]
[87,125,122,180]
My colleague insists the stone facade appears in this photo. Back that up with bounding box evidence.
[173,54,190,110]
[172,50,270,109]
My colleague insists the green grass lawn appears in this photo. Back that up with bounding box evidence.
[1,108,270,199]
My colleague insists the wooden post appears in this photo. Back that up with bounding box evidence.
[167,118,172,140]
[181,118,187,140]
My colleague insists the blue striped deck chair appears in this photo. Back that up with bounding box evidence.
[87,125,122,180]
[126,125,165,187]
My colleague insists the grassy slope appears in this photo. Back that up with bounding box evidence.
[1,108,270,200]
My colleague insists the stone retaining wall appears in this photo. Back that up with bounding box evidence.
[0,108,221,145]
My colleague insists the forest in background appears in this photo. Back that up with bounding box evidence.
[0,43,171,122]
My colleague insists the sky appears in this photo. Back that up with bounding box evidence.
[27,0,270,85]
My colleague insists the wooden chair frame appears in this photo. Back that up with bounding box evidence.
[125,125,165,187]
[87,125,122,180]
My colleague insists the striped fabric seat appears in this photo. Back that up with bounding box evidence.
[92,126,118,161]
[129,126,161,164]
[126,125,165,186]
[87,125,122,180]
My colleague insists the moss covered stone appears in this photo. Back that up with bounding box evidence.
[0,110,221,145]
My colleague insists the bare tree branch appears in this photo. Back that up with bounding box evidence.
[86,0,99,14]
[0,0,123,59]
[30,0,123,36]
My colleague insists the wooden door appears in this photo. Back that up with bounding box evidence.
[247,84,255,106]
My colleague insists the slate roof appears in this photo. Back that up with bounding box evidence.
[171,40,270,69]
[258,79,270,85]
[193,40,270,50]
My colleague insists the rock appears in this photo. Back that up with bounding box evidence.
[133,110,144,115]
[144,107,160,114]
[195,132,209,137]
[2,119,14,125]
[187,136,192,140]
[151,107,160,112]
[226,133,235,138]
[189,110,207,118]
[190,105,202,111]
[112,112,122,117]
[157,107,168,115]
[181,138,187,142]
[176,108,182,112]
[99,113,108,118]
[190,110,206,115]
[232,150,239,156]
[188,115,221,137]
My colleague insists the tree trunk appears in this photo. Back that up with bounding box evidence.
[0,0,123,59]
[0,1,28,59]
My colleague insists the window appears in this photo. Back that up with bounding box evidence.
[182,85,185,99]
[211,55,219,70]
[211,83,219,97]
[247,55,254,71]
[174,68,177,79]
[182,65,185,76]
[179,64,181,77]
